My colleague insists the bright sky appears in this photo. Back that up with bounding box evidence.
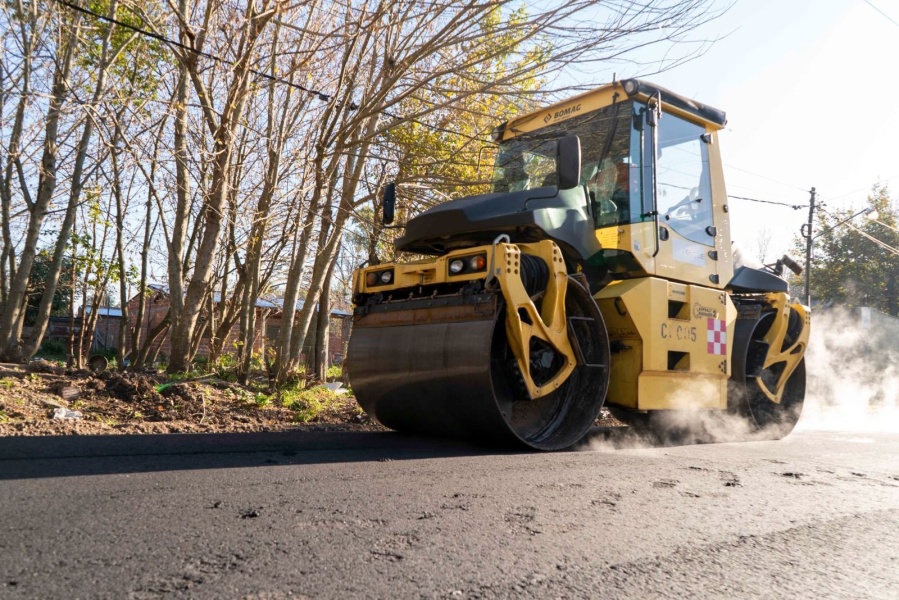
[613,0,899,262]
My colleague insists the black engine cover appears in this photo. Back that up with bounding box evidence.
[396,186,601,260]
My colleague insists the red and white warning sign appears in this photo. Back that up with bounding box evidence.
[707,318,727,355]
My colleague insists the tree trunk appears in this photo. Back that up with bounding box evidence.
[167,1,276,372]
[21,3,120,359]
[110,118,130,369]
[312,258,336,382]
[0,12,80,360]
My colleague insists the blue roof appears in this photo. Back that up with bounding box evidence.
[83,306,124,317]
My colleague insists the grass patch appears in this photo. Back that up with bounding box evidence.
[281,384,342,423]
[36,339,67,362]
[254,393,273,408]
[326,365,342,381]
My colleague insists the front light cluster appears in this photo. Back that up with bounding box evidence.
[448,253,487,276]
[365,269,394,287]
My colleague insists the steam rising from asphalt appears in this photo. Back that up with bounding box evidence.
[586,381,788,451]
[585,307,899,451]
[798,308,899,433]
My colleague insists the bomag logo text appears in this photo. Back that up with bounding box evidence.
[552,104,581,120]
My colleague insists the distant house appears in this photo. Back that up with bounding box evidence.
[126,284,351,364]
[26,306,123,353]
[84,306,124,350]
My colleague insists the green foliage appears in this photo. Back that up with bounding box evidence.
[797,183,899,315]
[0,378,16,389]
[38,338,67,359]
[75,1,169,99]
[164,371,191,382]
[70,204,133,290]
[376,6,546,233]
[25,252,74,325]
[212,353,238,380]
[280,384,341,423]
[326,365,342,381]
[253,393,273,408]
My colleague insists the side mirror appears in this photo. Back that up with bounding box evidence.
[382,182,396,225]
[557,135,581,190]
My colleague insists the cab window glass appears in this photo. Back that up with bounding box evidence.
[491,103,635,209]
[583,108,636,228]
[656,114,714,246]
[493,140,558,192]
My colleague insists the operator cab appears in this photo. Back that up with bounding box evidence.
[491,79,733,290]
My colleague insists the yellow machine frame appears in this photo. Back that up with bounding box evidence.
[355,240,578,400]
[354,78,809,415]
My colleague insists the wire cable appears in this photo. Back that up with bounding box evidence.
[51,0,502,142]
[727,194,807,209]
[864,0,899,29]
[842,221,899,256]
[723,163,810,193]
[871,219,899,234]
[53,0,345,103]
[817,174,899,204]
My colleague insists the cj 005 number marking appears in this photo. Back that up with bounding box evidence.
[660,323,697,342]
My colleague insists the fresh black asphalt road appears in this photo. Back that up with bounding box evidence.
[1,428,898,599]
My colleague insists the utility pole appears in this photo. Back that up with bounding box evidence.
[802,187,816,306]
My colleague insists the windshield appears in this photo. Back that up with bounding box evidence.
[491,101,640,228]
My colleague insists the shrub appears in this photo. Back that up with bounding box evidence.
[254,393,273,408]
[281,384,341,423]
[326,364,342,381]
[38,338,66,359]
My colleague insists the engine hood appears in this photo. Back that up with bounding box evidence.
[395,186,601,260]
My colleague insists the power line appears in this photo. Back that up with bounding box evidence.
[871,219,899,234]
[53,0,347,105]
[817,174,899,204]
[843,220,899,256]
[723,163,809,193]
[864,0,899,29]
[727,194,807,209]
[52,0,499,143]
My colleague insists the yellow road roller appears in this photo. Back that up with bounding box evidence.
[348,79,809,450]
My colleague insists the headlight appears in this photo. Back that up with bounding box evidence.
[449,259,465,274]
[364,269,394,287]
[469,254,486,271]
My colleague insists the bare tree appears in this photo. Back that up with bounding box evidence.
[0,0,721,377]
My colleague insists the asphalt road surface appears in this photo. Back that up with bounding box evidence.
[1,427,898,599]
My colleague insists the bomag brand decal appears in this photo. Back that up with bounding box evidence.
[543,104,582,124]
[693,303,719,319]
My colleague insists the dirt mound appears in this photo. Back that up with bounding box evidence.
[0,366,386,436]
[157,382,212,422]
[100,372,163,404]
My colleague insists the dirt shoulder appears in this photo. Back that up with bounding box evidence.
[0,362,382,437]
[0,362,624,438]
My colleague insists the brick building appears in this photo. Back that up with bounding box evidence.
[126,284,351,365]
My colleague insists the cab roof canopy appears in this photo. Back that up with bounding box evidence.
[496,78,727,141]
